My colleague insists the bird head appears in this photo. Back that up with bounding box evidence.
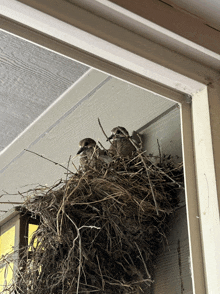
[107,126,129,141]
[77,138,97,155]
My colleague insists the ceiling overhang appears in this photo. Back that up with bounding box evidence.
[1,0,220,89]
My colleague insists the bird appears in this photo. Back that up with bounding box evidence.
[107,126,136,157]
[77,138,112,170]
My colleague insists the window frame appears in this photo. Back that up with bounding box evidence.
[1,1,220,293]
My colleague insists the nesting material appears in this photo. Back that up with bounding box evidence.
[5,149,183,294]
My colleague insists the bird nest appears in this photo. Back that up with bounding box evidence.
[3,150,183,294]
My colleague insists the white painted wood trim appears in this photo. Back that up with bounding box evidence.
[1,0,220,293]
[0,0,208,95]
[180,100,206,294]
[2,0,220,87]
[72,0,220,70]
[180,89,220,292]
[191,87,220,294]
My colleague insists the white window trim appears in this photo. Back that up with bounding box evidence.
[1,1,220,293]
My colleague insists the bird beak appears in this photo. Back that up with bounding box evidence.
[77,147,85,155]
[107,134,114,141]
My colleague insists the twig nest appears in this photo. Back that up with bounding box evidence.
[5,151,183,294]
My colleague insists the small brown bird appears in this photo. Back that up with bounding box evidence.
[77,138,112,170]
[107,126,136,157]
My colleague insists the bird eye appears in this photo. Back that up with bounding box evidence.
[84,142,89,146]
[116,130,121,134]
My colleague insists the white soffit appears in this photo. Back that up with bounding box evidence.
[0,69,177,215]
[0,30,90,153]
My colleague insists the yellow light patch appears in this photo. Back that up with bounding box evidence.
[6,262,13,284]
[0,226,15,258]
[0,262,14,292]
[0,266,5,291]
[28,224,38,248]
